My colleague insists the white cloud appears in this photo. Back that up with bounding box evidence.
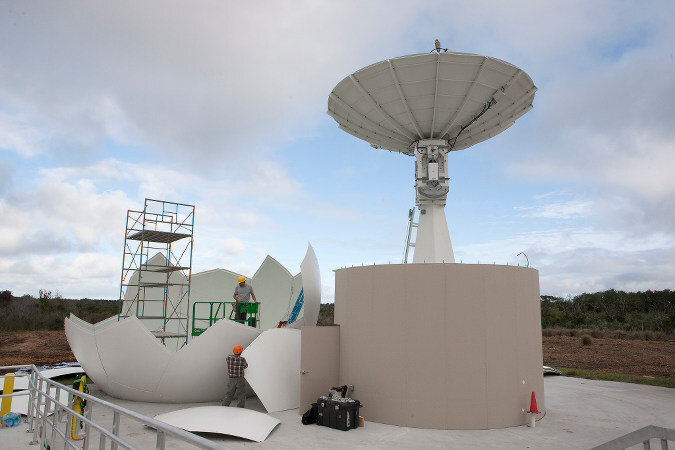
[233,262,254,278]
[456,225,675,296]
[517,200,593,220]
[0,1,426,168]
[1,1,673,300]
[0,112,44,157]
[0,155,345,297]
[221,238,245,255]
[1,253,120,299]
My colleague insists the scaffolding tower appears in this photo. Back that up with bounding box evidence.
[118,199,195,348]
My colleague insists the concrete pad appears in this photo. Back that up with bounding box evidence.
[2,376,673,449]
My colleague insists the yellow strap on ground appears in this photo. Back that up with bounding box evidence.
[0,373,15,416]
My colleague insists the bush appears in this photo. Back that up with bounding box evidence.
[317,303,334,326]
[610,330,628,339]
[581,334,593,346]
[0,290,12,303]
[0,293,119,331]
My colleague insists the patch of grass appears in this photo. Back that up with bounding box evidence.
[543,327,675,341]
[559,368,675,388]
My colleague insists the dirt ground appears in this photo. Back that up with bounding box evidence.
[1,331,674,379]
[543,335,675,378]
[0,331,75,369]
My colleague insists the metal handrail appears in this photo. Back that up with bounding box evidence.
[1,365,228,449]
[591,424,675,450]
[192,301,260,335]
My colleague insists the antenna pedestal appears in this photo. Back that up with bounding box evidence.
[413,202,454,263]
[412,139,455,263]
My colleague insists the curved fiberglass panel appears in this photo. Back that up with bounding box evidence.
[289,244,321,328]
[154,406,279,442]
[64,316,109,388]
[243,328,301,412]
[155,318,261,403]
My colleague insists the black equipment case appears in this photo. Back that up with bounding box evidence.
[317,398,361,431]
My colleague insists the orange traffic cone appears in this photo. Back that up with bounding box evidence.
[527,391,539,428]
[527,391,539,414]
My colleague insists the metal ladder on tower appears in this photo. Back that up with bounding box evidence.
[403,207,417,263]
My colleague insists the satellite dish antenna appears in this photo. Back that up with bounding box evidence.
[327,44,536,263]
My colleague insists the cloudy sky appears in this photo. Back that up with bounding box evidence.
[1,1,673,301]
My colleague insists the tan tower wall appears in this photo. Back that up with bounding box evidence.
[334,263,544,429]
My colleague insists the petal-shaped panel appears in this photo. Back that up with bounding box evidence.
[154,406,279,442]
[155,318,261,403]
[65,314,263,403]
[64,316,109,388]
[243,328,301,413]
[289,244,321,328]
[94,316,172,400]
[252,256,294,330]
[190,268,240,303]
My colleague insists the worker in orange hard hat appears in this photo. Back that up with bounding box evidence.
[221,344,249,408]
[233,276,258,326]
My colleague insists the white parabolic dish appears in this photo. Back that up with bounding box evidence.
[327,51,536,154]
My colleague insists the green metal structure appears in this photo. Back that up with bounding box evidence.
[191,301,260,336]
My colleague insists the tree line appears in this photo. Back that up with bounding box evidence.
[0,290,119,330]
[1,288,673,333]
[540,289,674,332]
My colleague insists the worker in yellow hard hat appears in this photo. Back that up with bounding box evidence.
[221,344,249,408]
[233,276,257,325]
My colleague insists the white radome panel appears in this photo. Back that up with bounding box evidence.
[190,268,242,335]
[155,318,261,403]
[290,273,304,323]
[328,51,536,154]
[190,268,240,303]
[252,256,295,330]
[126,251,312,333]
[65,314,261,402]
[154,406,280,442]
[94,316,172,396]
[64,317,109,388]
[65,245,320,402]
[243,328,301,413]
[289,244,321,328]
[121,253,188,327]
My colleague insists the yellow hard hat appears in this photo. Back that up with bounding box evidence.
[237,276,246,283]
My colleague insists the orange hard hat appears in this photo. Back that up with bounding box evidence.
[233,345,243,355]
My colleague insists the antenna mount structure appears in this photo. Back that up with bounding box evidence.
[412,139,453,262]
[328,44,536,263]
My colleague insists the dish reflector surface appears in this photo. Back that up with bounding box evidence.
[328,51,536,154]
